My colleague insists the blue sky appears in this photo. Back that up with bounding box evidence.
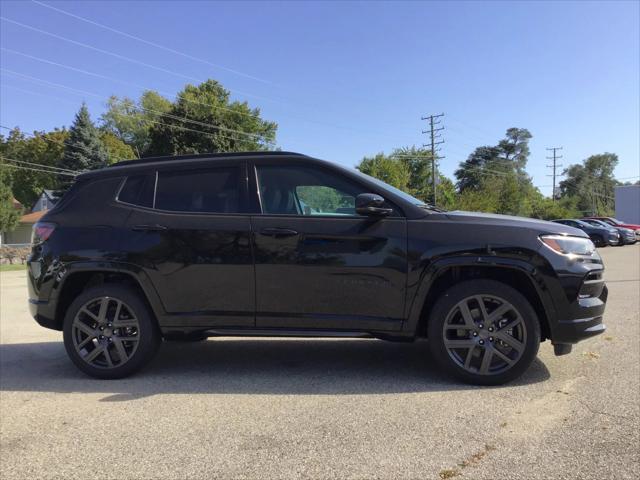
[1,0,638,195]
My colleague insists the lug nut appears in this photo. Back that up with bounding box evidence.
[479,324,484,329]
[488,327,494,332]
[489,336,494,342]
[479,340,485,345]
[473,332,478,337]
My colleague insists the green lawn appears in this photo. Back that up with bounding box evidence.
[0,264,27,272]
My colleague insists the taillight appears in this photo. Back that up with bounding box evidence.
[32,222,56,245]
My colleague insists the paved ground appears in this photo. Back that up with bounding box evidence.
[1,245,638,480]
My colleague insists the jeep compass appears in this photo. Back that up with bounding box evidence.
[27,152,607,384]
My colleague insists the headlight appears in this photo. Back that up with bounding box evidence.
[540,235,595,256]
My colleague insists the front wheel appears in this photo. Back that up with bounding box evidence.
[427,280,541,385]
[63,285,161,379]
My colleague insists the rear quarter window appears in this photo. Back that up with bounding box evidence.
[117,174,155,208]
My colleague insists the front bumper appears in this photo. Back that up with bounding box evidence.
[550,271,607,347]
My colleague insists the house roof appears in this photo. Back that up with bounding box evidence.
[20,210,47,224]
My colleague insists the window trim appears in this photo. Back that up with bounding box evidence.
[251,163,403,218]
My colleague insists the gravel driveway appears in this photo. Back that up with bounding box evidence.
[1,245,638,479]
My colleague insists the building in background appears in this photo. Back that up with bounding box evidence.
[615,185,640,224]
[32,190,57,212]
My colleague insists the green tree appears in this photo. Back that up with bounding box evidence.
[101,91,172,156]
[1,128,66,207]
[558,153,618,216]
[57,104,108,194]
[357,153,412,191]
[147,80,277,156]
[455,128,531,193]
[100,132,136,164]
[0,166,20,234]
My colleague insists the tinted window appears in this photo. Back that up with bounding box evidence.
[155,167,240,213]
[256,165,375,216]
[118,174,154,208]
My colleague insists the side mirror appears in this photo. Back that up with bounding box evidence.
[355,193,393,217]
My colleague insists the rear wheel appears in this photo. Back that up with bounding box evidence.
[63,285,160,379]
[427,280,540,385]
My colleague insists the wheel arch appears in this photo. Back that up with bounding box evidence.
[408,260,553,342]
[54,262,164,331]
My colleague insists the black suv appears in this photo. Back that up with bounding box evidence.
[27,152,607,384]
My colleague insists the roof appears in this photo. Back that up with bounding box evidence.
[20,210,47,224]
[78,151,310,181]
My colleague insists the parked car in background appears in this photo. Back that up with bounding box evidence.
[583,217,640,240]
[581,218,637,246]
[551,219,619,247]
[27,152,608,385]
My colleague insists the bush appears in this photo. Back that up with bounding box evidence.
[0,246,30,264]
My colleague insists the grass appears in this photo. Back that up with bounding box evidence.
[0,263,27,272]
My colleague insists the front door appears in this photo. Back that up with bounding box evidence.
[250,163,408,331]
[120,163,254,328]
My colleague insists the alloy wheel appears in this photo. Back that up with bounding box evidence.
[71,296,140,369]
[442,294,527,376]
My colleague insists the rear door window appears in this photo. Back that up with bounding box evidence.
[155,167,242,214]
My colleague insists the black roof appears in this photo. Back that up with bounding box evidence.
[79,151,310,180]
[110,151,308,168]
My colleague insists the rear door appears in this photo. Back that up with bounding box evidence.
[119,162,254,328]
[250,161,408,331]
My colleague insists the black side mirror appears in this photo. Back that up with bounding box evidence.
[355,193,393,217]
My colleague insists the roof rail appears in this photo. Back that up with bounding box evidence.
[110,151,308,168]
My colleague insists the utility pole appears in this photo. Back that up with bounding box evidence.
[421,113,445,205]
[546,147,563,201]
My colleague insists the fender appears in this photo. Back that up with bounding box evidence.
[46,260,167,325]
[402,251,559,336]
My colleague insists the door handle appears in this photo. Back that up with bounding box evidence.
[260,227,298,238]
[132,224,168,232]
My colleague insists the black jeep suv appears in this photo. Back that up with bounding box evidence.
[27,152,607,384]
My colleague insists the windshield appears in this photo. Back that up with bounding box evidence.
[350,169,432,207]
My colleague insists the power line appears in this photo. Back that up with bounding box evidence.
[0,159,78,177]
[31,0,272,85]
[0,124,107,158]
[1,69,275,145]
[1,156,79,174]
[421,113,445,205]
[546,146,563,202]
[0,47,417,142]
[0,16,276,104]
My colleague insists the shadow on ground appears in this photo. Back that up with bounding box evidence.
[0,338,550,400]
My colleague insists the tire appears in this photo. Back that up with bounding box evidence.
[427,280,541,386]
[591,235,605,248]
[63,285,161,379]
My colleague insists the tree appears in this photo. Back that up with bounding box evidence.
[146,80,277,156]
[57,104,108,194]
[558,153,618,216]
[101,91,172,156]
[357,153,412,191]
[0,166,20,234]
[455,128,531,193]
[100,132,136,164]
[1,128,66,207]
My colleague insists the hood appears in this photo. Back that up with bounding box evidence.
[444,210,589,237]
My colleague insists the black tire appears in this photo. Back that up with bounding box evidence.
[427,280,541,386]
[63,285,161,379]
[591,235,605,248]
